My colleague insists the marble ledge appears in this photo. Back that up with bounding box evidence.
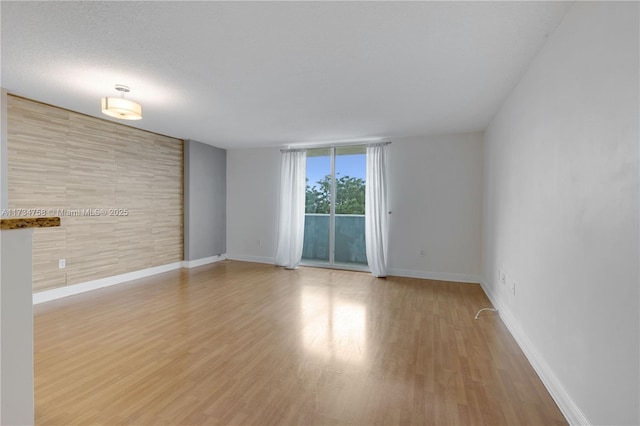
[1,217,61,230]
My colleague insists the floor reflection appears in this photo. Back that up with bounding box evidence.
[301,285,366,363]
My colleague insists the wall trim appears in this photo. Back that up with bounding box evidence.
[479,280,589,426]
[225,254,275,265]
[387,268,481,284]
[182,254,226,269]
[33,262,184,304]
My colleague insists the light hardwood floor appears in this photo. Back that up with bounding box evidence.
[34,261,566,425]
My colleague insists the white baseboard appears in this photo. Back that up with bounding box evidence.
[182,254,226,268]
[216,260,480,283]
[225,254,275,265]
[33,262,184,304]
[479,280,589,426]
[33,254,232,304]
[387,268,481,284]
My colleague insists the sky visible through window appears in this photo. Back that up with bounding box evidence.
[306,153,366,187]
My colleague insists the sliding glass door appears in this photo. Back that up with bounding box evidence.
[303,148,331,263]
[302,146,367,269]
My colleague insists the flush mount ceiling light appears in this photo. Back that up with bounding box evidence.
[101,84,142,120]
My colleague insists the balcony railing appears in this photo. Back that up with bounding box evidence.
[302,214,367,266]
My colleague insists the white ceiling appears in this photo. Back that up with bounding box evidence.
[1,1,572,149]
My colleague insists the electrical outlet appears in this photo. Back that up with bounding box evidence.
[58,259,66,269]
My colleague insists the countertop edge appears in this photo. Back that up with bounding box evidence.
[1,217,61,230]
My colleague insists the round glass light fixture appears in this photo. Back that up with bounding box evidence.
[101,85,142,120]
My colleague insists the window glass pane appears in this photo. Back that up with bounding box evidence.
[334,146,367,265]
[303,148,331,262]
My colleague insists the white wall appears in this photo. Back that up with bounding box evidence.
[482,2,639,425]
[1,229,34,426]
[387,133,483,282]
[0,88,6,426]
[227,147,281,264]
[184,140,226,261]
[226,133,483,283]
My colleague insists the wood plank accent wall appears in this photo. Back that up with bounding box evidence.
[7,95,183,292]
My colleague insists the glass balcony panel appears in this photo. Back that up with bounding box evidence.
[334,214,367,265]
[302,214,330,262]
[302,214,367,266]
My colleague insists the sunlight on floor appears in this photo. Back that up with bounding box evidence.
[300,285,367,364]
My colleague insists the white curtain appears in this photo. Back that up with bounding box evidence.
[365,143,389,277]
[275,149,307,269]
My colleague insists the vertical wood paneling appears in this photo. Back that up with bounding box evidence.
[7,95,183,291]
[31,227,67,291]
[151,134,184,266]
[7,97,69,213]
[115,126,155,274]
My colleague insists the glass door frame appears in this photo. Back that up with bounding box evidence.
[301,146,369,273]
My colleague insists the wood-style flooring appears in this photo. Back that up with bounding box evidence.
[34,261,567,425]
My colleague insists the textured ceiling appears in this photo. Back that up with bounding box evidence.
[1,1,572,149]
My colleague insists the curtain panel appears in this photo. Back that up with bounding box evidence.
[275,149,307,269]
[365,143,389,277]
